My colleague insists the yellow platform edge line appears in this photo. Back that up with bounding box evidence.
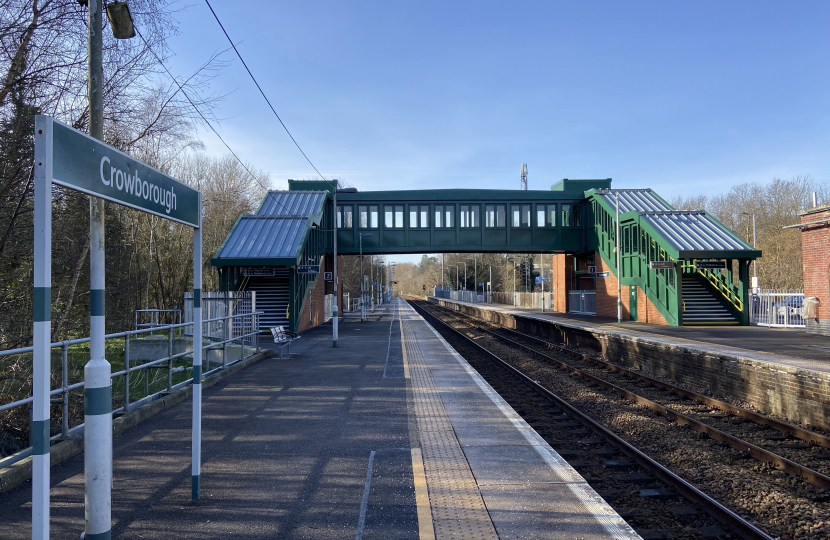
[411,447,436,540]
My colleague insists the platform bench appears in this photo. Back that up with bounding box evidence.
[270,326,300,358]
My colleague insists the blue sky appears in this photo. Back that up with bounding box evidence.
[166,1,830,263]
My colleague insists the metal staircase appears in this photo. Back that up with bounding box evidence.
[682,276,739,325]
[245,270,290,332]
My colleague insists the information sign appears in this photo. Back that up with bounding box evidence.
[588,265,597,274]
[324,272,333,280]
[535,277,547,282]
[596,271,611,278]
[296,265,320,274]
[649,261,675,269]
[243,268,275,277]
[696,261,726,269]
[45,116,200,227]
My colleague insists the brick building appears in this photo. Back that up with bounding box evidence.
[798,205,830,336]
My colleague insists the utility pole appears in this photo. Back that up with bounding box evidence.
[85,2,112,540]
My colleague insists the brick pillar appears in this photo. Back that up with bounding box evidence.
[800,205,830,335]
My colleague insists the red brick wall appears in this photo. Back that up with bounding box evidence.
[552,254,570,313]
[297,255,342,333]
[800,206,830,335]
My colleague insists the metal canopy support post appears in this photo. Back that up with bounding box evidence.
[33,115,53,540]
[192,196,203,499]
[85,1,113,538]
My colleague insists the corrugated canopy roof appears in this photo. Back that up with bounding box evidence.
[594,189,672,213]
[641,212,753,253]
[214,216,308,260]
[257,191,326,218]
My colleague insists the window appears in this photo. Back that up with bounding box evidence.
[537,204,555,227]
[385,205,404,228]
[435,205,443,228]
[359,205,368,228]
[444,206,454,227]
[632,225,638,252]
[485,205,505,227]
[460,205,479,228]
[513,204,530,227]
[409,205,429,228]
[561,204,572,227]
[337,205,353,228]
[623,227,630,253]
[573,204,582,227]
[369,205,378,228]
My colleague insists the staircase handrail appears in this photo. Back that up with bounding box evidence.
[681,263,743,312]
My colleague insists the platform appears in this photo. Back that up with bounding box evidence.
[431,298,830,373]
[0,298,638,539]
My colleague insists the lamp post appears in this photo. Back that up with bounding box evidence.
[508,257,516,306]
[741,212,758,288]
[484,263,492,303]
[332,185,357,347]
[359,233,372,321]
[461,261,467,293]
[455,265,460,291]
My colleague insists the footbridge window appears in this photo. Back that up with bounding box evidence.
[337,205,353,228]
[435,205,454,228]
[410,205,429,228]
[537,204,556,227]
[562,204,572,226]
[385,205,404,228]
[562,203,582,227]
[359,205,378,228]
[485,205,505,227]
[512,204,531,227]
[460,205,480,228]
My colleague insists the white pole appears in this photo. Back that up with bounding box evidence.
[192,193,203,499]
[616,193,622,323]
[33,115,53,540]
[541,251,545,312]
[85,2,112,537]
[332,184,339,347]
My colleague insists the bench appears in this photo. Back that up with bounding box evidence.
[270,326,300,358]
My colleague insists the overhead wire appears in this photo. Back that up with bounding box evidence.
[203,0,327,181]
[134,28,305,218]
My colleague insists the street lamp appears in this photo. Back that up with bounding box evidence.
[332,185,357,347]
[484,263,492,303]
[461,261,467,292]
[455,265,460,291]
[359,232,373,321]
[508,257,516,306]
[741,212,758,288]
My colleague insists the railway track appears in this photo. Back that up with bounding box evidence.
[409,298,830,540]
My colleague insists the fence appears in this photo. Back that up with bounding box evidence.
[184,291,253,340]
[568,290,597,315]
[750,290,805,328]
[0,310,261,469]
[491,292,554,310]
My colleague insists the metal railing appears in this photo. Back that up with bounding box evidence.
[491,292,554,310]
[568,290,597,314]
[750,290,805,328]
[0,311,262,468]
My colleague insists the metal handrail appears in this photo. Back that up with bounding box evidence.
[0,310,264,469]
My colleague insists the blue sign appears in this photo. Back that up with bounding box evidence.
[479,283,484,286]
[296,265,320,274]
[371,281,377,285]
[535,276,547,282]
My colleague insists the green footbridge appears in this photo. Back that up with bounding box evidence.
[212,179,760,331]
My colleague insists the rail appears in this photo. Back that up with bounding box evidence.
[0,311,262,469]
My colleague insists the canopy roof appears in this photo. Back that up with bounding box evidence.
[213,191,326,267]
[641,211,754,254]
[593,189,671,213]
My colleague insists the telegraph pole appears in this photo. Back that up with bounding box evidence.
[85,1,112,539]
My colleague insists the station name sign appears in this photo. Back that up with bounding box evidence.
[649,261,676,269]
[43,116,200,227]
[296,265,320,274]
[243,268,275,277]
[695,261,726,269]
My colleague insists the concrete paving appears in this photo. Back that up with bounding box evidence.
[0,304,415,540]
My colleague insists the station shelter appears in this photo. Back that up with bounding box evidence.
[211,179,761,333]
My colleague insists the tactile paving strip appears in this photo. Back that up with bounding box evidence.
[402,308,499,540]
